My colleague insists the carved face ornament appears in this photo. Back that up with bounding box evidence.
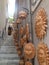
[19,11,27,19]
[25,61,32,65]
[37,42,49,65]
[24,43,35,59]
[35,8,47,39]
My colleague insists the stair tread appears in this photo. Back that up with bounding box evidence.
[0,59,19,63]
[0,54,19,57]
[0,46,17,53]
[0,35,20,65]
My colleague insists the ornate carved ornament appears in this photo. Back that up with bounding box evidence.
[37,42,49,65]
[35,8,47,39]
[24,43,35,59]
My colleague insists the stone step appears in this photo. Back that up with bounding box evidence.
[0,46,17,54]
[0,35,20,65]
[0,63,19,65]
[0,59,19,64]
[0,54,19,59]
[0,39,3,46]
[0,51,17,54]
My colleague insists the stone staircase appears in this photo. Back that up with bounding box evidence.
[0,35,20,65]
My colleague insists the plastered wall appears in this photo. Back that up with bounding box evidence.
[0,0,7,31]
[32,0,49,65]
[16,0,49,65]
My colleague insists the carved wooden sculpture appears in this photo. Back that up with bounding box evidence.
[13,30,18,41]
[19,11,27,19]
[19,60,24,65]
[20,26,24,36]
[15,43,19,50]
[17,48,22,56]
[25,61,32,65]
[16,18,21,24]
[35,8,47,39]
[12,22,17,29]
[25,24,29,41]
[20,24,29,47]
[24,43,35,59]
[20,35,27,47]
[37,42,49,65]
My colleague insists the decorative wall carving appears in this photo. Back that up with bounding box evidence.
[35,8,47,39]
[24,43,35,59]
[37,42,49,65]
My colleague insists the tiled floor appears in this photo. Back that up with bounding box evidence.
[0,35,19,65]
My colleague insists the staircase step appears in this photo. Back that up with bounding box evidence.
[0,59,19,64]
[0,46,17,54]
[0,63,19,65]
[0,54,19,58]
[0,35,20,65]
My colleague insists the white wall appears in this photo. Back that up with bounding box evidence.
[0,0,7,31]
